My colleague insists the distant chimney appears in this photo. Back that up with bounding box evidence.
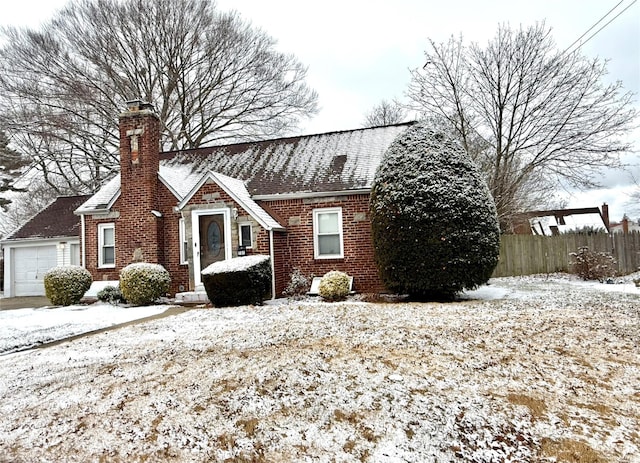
[622,215,629,235]
[601,203,610,232]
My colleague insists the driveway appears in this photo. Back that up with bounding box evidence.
[0,296,52,310]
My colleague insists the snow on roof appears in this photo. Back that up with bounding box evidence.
[75,175,121,214]
[161,123,414,196]
[529,212,608,235]
[76,123,414,220]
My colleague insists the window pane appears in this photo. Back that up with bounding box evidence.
[240,225,252,247]
[103,227,114,246]
[103,246,115,265]
[318,235,340,255]
[318,212,338,234]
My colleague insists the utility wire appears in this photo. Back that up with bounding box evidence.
[564,0,637,55]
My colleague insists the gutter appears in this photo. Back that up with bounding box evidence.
[269,230,276,300]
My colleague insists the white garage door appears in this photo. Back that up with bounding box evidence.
[13,246,57,296]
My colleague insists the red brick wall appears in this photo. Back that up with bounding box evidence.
[264,194,384,295]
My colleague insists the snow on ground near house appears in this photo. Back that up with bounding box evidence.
[0,304,168,354]
[0,274,639,462]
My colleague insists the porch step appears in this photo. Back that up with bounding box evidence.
[174,291,210,305]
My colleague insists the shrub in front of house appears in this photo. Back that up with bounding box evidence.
[370,123,500,299]
[97,285,126,305]
[202,255,271,307]
[44,265,92,306]
[569,246,617,282]
[283,268,311,299]
[119,263,171,306]
[318,271,350,301]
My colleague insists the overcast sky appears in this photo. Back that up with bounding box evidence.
[1,0,638,219]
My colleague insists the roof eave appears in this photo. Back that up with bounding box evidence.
[253,188,371,201]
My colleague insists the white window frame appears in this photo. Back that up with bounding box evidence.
[313,207,344,259]
[98,223,115,268]
[179,218,188,265]
[238,223,253,249]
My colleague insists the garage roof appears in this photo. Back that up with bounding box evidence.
[4,195,91,241]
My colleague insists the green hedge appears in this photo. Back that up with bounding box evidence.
[202,255,271,307]
[44,265,92,306]
[119,263,170,306]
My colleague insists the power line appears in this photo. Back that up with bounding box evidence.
[564,0,637,55]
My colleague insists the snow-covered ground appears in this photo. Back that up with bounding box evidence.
[0,303,169,354]
[0,274,638,462]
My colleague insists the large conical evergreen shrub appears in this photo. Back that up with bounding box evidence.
[370,123,500,298]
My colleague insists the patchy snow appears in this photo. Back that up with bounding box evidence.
[0,303,168,354]
[202,254,270,275]
[0,275,638,462]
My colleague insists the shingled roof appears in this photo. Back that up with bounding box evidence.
[5,195,91,240]
[160,122,415,197]
[76,122,414,215]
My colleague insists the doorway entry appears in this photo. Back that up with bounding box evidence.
[192,209,232,287]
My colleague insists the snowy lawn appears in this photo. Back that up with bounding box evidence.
[0,274,638,462]
[0,303,169,354]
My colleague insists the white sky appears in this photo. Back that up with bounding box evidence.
[1,0,639,219]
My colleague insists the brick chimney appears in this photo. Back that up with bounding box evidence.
[117,100,162,265]
[622,215,629,235]
[601,203,609,232]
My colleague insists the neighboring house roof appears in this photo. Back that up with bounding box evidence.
[4,195,91,241]
[77,122,414,216]
[515,207,609,235]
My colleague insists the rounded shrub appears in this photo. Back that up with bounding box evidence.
[370,123,500,299]
[119,263,170,306]
[44,265,92,306]
[318,271,350,301]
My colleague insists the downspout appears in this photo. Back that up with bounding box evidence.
[80,214,86,268]
[269,229,276,300]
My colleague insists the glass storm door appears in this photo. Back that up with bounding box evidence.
[192,209,231,287]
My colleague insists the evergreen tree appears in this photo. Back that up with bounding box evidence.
[0,130,28,209]
[370,123,500,298]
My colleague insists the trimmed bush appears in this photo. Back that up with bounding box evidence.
[318,271,350,301]
[119,263,170,306]
[97,285,126,305]
[202,255,271,307]
[44,265,92,306]
[370,123,500,299]
[283,268,311,299]
[569,246,617,282]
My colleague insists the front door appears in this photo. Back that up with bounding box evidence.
[192,209,232,287]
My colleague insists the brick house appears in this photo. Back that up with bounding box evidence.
[75,101,413,297]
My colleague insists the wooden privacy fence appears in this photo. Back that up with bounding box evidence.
[492,231,640,277]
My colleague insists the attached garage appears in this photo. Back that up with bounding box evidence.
[1,195,90,298]
[11,245,57,296]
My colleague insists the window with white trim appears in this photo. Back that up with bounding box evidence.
[179,218,188,264]
[313,208,343,259]
[98,223,115,268]
[239,223,253,249]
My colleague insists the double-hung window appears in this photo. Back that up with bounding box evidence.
[98,223,115,268]
[313,208,343,259]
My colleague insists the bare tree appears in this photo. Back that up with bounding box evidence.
[0,0,318,193]
[407,23,637,228]
[363,99,408,127]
